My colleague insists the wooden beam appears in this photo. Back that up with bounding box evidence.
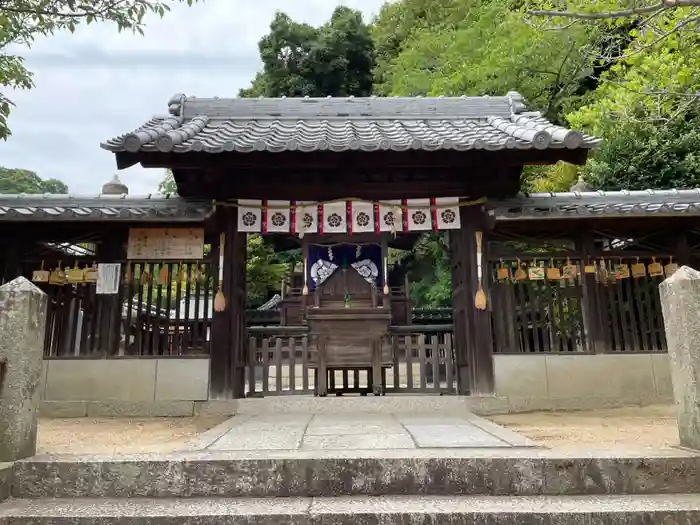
[131,148,591,170]
[173,167,523,201]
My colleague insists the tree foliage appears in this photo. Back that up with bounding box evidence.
[239,6,374,97]
[0,166,68,193]
[581,112,700,190]
[372,0,600,121]
[393,233,452,308]
[246,235,288,307]
[527,0,700,24]
[563,8,700,190]
[159,169,177,193]
[0,0,200,140]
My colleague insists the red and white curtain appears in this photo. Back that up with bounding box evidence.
[237,198,462,234]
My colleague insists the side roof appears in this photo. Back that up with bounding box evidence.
[101,92,601,156]
[490,189,700,220]
[0,190,699,223]
[0,193,214,222]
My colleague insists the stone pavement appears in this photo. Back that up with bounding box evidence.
[188,412,537,451]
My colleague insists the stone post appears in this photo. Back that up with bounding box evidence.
[659,266,700,450]
[0,277,48,462]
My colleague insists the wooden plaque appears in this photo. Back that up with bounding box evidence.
[127,228,204,260]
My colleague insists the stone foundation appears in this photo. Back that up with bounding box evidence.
[36,353,672,417]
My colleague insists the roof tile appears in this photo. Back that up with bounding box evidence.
[491,189,700,220]
[1,190,698,223]
[101,93,601,154]
[0,194,214,222]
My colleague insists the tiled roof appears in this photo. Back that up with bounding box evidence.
[101,92,601,154]
[0,194,214,222]
[4,189,694,223]
[490,189,700,220]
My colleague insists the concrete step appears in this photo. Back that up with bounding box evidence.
[10,449,700,498]
[1,494,699,524]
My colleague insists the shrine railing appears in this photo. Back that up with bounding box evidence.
[244,324,456,397]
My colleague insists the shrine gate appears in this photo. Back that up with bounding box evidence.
[1,92,697,414]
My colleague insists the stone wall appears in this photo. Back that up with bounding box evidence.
[37,354,672,417]
[489,353,672,413]
[39,358,209,417]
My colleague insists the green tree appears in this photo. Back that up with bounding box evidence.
[523,162,580,193]
[372,0,599,121]
[393,233,453,308]
[246,235,288,307]
[0,166,68,193]
[579,113,700,190]
[239,6,375,97]
[563,9,700,190]
[1,0,200,140]
[527,0,700,28]
[159,170,177,194]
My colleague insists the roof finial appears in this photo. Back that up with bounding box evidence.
[102,174,129,195]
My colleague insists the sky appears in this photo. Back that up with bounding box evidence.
[0,0,385,195]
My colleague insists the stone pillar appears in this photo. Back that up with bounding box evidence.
[659,266,700,450]
[0,277,48,462]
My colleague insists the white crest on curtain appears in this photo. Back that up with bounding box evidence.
[351,259,379,285]
[310,259,338,285]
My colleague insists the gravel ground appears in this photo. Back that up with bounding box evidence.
[37,415,228,455]
[36,405,680,455]
[490,404,679,452]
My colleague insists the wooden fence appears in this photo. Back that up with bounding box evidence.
[488,257,667,354]
[245,325,456,396]
[43,260,217,357]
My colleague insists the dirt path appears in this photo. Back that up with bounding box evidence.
[490,404,679,452]
[37,415,228,455]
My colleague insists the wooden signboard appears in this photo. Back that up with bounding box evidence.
[127,228,204,260]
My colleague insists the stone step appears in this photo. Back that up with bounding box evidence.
[1,494,699,524]
[10,449,700,498]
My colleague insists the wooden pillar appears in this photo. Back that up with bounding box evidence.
[96,229,128,355]
[577,232,604,354]
[209,207,247,399]
[450,205,494,396]
[450,229,470,394]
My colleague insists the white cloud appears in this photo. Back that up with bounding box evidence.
[0,0,384,194]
